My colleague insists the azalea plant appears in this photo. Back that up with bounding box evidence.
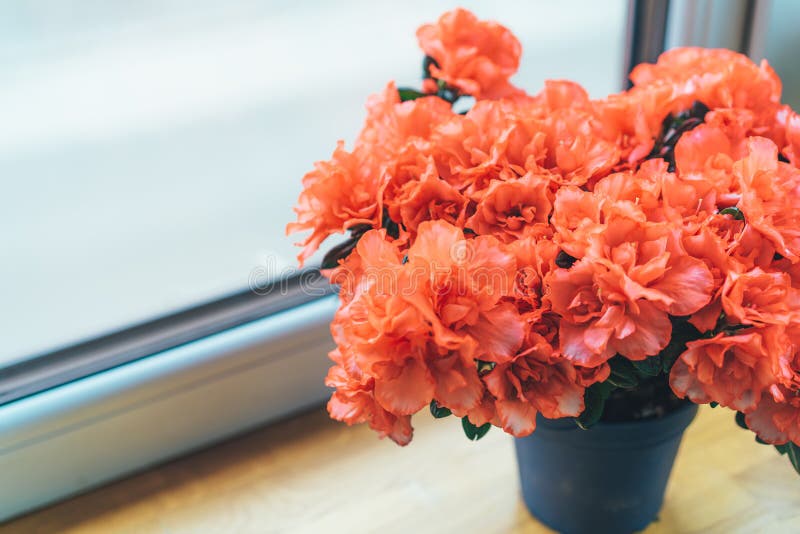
[288,8,800,472]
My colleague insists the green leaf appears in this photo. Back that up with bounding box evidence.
[660,317,700,373]
[631,354,663,377]
[787,443,800,475]
[422,55,439,78]
[555,250,577,269]
[735,411,748,430]
[575,381,614,430]
[430,400,451,419]
[607,357,639,389]
[709,401,719,408]
[397,87,426,102]
[432,79,460,104]
[775,443,790,455]
[661,348,682,373]
[462,416,491,441]
[719,206,745,221]
[381,208,401,239]
[319,224,372,269]
[476,360,496,376]
[320,236,359,269]
[607,373,637,389]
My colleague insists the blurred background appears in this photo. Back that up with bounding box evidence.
[0,0,798,375]
[0,0,632,364]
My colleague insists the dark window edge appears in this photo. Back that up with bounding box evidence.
[0,269,334,406]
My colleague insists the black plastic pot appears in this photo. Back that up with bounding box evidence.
[514,403,698,534]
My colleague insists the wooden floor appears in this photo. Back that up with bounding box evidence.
[2,405,799,533]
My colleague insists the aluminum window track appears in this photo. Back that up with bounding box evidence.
[0,273,337,522]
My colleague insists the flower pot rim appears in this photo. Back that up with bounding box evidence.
[539,399,697,428]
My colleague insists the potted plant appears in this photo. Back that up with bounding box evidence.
[288,8,800,533]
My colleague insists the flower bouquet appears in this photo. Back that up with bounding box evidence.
[288,7,800,532]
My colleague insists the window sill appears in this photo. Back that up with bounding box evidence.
[3,405,797,531]
[0,295,337,522]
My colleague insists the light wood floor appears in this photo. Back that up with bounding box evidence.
[2,405,798,533]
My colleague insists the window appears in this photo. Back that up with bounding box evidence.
[764,0,800,108]
[0,0,627,369]
[1,0,650,522]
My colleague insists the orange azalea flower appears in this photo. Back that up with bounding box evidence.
[416,8,522,99]
[745,340,800,445]
[721,268,800,327]
[428,344,485,414]
[510,237,559,316]
[328,221,525,425]
[484,353,585,436]
[430,100,547,195]
[669,327,789,412]
[736,137,800,261]
[463,390,501,428]
[549,186,604,259]
[293,10,800,447]
[403,220,525,364]
[325,228,405,304]
[672,122,739,206]
[541,107,621,186]
[332,288,437,419]
[287,142,382,265]
[775,105,800,165]
[629,47,782,129]
[479,308,611,436]
[287,83,453,264]
[548,213,714,366]
[329,231,438,416]
[601,48,781,167]
[745,390,800,445]
[682,215,745,274]
[326,349,413,445]
[594,83,675,164]
[547,259,664,366]
[593,159,673,223]
[359,82,454,159]
[481,310,609,436]
[381,149,468,236]
[466,173,553,243]
[531,80,593,112]
[681,215,748,332]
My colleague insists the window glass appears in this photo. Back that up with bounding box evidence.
[764,0,800,109]
[0,0,627,365]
